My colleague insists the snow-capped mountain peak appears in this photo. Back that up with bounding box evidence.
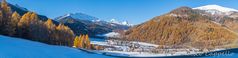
[67,13,99,20]
[109,19,132,26]
[193,5,238,12]
[110,19,118,23]
[55,13,99,21]
[121,21,129,25]
[55,12,133,27]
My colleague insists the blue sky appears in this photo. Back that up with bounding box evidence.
[7,0,238,24]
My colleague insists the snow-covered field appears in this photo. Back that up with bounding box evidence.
[0,35,113,58]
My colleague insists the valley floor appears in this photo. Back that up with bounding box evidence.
[91,40,227,57]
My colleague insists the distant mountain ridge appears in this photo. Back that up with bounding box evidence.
[55,13,131,37]
[55,13,132,26]
[55,13,99,22]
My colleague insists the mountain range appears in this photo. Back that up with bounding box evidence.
[54,13,132,37]
[5,2,132,38]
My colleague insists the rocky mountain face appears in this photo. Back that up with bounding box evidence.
[55,13,131,37]
[122,5,238,49]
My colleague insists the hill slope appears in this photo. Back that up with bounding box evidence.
[123,6,238,49]
[193,5,238,32]
[0,35,113,58]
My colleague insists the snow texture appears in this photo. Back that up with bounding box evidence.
[109,19,132,26]
[0,35,113,58]
[193,5,238,12]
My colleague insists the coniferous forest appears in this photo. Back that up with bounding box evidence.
[0,0,76,46]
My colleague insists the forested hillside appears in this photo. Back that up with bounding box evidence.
[123,7,238,49]
[0,0,75,46]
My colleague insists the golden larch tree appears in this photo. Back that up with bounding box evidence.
[85,34,91,49]
[17,12,32,38]
[73,36,79,48]
[78,35,83,48]
[81,34,86,48]
[44,19,55,29]
[44,19,56,43]
[1,0,13,35]
[9,11,21,36]
[56,23,75,46]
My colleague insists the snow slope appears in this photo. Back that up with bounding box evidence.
[55,13,99,21]
[0,35,113,58]
[193,5,238,12]
[109,19,132,26]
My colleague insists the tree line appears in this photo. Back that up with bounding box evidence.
[0,0,75,46]
[0,0,102,50]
